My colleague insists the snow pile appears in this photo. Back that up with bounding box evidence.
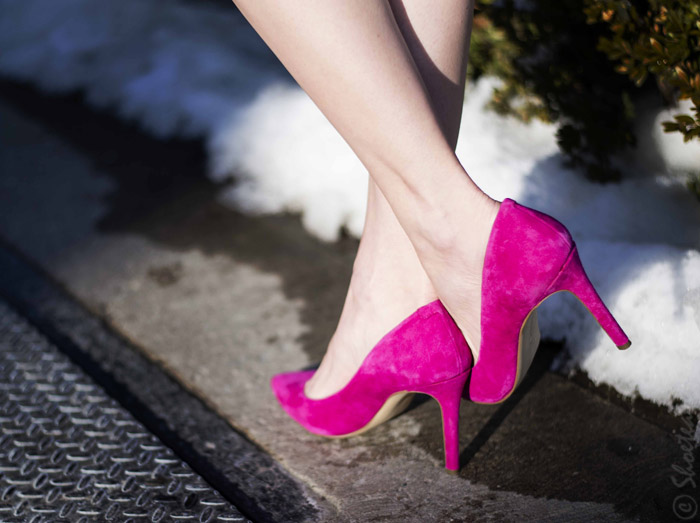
[1,0,699,410]
[0,0,289,137]
[209,84,368,241]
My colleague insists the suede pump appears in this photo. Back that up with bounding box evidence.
[271,300,472,472]
[466,198,631,404]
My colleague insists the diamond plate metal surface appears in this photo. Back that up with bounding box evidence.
[0,300,248,522]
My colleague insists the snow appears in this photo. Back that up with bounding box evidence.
[1,0,699,410]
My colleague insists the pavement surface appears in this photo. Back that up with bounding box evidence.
[0,79,698,522]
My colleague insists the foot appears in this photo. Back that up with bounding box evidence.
[304,259,436,399]
[398,170,501,364]
[425,195,500,364]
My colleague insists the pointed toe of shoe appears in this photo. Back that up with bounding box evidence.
[270,369,357,437]
[270,370,314,408]
[266,301,474,468]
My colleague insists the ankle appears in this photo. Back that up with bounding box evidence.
[346,259,435,313]
[351,229,435,303]
[411,193,499,261]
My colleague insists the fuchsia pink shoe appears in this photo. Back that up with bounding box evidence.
[466,198,631,404]
[271,300,472,472]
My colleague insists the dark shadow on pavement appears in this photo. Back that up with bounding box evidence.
[459,340,560,470]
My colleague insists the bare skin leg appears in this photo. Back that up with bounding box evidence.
[304,0,476,398]
[232,0,499,398]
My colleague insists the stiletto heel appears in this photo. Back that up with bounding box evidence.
[415,370,469,473]
[466,198,630,404]
[547,246,631,350]
[271,300,473,471]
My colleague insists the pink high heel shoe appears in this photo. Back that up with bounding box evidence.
[465,198,631,404]
[271,300,472,472]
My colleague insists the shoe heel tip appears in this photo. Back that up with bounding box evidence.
[617,340,631,350]
[445,467,459,475]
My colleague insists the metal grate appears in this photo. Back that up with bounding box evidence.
[0,300,248,522]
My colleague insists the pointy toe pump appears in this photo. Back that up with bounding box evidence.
[271,300,472,472]
[466,198,631,404]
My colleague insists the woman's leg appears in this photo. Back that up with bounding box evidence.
[233,0,498,396]
[305,182,437,398]
[304,0,477,398]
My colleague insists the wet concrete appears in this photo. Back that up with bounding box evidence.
[1,80,698,522]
